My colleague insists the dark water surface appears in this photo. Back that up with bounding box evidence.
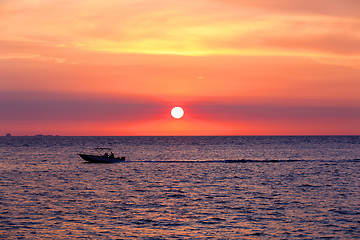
[1,136,360,239]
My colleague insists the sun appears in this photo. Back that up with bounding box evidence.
[171,107,184,119]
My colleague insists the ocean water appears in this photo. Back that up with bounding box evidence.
[1,136,360,239]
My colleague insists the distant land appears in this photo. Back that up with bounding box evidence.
[33,134,60,137]
[4,134,60,137]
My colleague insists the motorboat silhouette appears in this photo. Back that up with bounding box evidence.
[78,147,125,163]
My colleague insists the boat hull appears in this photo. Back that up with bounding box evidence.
[79,154,125,163]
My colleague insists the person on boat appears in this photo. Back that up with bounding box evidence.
[109,152,114,158]
[104,152,108,157]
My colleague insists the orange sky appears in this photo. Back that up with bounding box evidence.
[1,0,360,136]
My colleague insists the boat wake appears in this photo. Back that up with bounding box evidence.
[111,159,360,163]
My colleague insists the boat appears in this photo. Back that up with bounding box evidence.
[78,148,125,163]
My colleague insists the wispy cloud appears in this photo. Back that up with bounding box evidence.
[0,53,66,63]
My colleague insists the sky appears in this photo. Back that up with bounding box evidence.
[1,0,360,136]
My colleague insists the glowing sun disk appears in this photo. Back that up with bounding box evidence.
[171,107,184,119]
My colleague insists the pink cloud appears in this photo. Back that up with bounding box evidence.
[0,91,164,123]
[211,0,360,17]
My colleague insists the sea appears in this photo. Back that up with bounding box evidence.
[1,136,360,239]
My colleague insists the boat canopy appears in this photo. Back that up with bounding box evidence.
[94,147,112,154]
